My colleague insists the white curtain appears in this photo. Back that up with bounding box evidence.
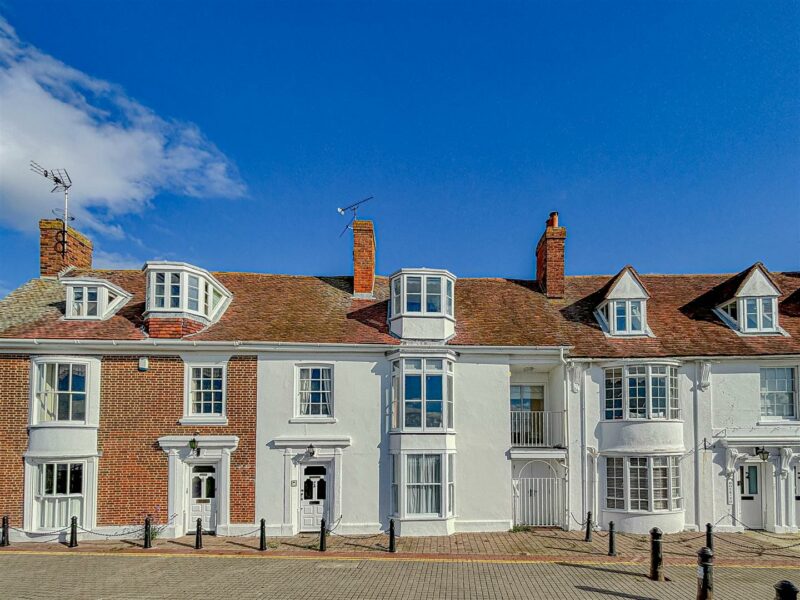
[407,455,441,514]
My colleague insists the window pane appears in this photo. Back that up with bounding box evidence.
[426,277,442,312]
[606,457,625,510]
[446,373,454,429]
[392,278,401,316]
[605,368,623,420]
[761,298,774,329]
[69,464,83,494]
[627,366,647,419]
[71,365,86,392]
[45,464,54,495]
[630,301,642,331]
[446,279,453,316]
[56,463,68,494]
[406,277,422,312]
[71,394,86,421]
[745,298,758,329]
[615,302,627,332]
[652,457,669,510]
[651,368,667,419]
[760,368,796,418]
[669,367,680,419]
[188,275,200,311]
[629,457,649,511]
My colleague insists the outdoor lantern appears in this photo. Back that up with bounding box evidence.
[755,446,770,462]
[189,432,200,457]
[307,443,316,458]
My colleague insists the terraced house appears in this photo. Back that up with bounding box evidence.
[0,213,798,541]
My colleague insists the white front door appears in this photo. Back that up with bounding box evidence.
[300,465,327,532]
[795,466,799,527]
[738,464,764,530]
[189,464,218,532]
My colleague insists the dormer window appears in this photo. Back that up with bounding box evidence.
[714,263,782,335]
[63,278,132,321]
[145,262,231,324]
[595,266,650,337]
[388,269,457,341]
[390,269,456,318]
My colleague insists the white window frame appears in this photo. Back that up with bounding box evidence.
[293,364,335,422]
[180,357,229,426]
[603,364,681,421]
[389,270,456,319]
[597,299,647,336]
[145,262,232,323]
[390,357,454,432]
[30,356,100,427]
[759,366,797,421]
[604,455,682,514]
[391,451,456,520]
[715,296,779,334]
[24,456,98,533]
[63,278,131,321]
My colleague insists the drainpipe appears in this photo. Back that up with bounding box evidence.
[693,361,702,530]
[560,348,570,529]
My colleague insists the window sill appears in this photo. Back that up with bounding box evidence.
[179,416,228,426]
[30,421,96,429]
[603,508,684,515]
[600,419,684,424]
[289,417,338,424]
[389,430,457,435]
[757,419,799,426]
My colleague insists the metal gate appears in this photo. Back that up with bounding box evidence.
[513,477,565,528]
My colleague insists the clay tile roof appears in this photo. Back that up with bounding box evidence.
[1,267,799,359]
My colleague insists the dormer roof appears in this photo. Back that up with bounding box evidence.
[603,266,651,301]
[733,262,782,298]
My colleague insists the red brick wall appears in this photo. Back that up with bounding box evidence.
[535,213,566,299]
[39,219,93,276]
[97,355,257,525]
[352,220,375,296]
[0,355,30,524]
[145,318,206,338]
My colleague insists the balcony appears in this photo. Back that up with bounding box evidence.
[510,410,564,447]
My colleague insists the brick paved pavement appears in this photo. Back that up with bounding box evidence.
[3,528,798,566]
[0,552,797,599]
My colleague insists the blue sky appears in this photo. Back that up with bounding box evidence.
[0,1,798,297]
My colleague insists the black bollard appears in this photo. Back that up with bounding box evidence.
[649,527,664,582]
[389,518,396,553]
[608,521,617,557]
[68,516,78,548]
[259,518,267,552]
[319,518,327,552]
[705,522,713,552]
[696,546,714,599]
[584,511,593,542]
[1,515,9,547]
[143,517,152,549]
[195,518,203,550]
[774,580,799,600]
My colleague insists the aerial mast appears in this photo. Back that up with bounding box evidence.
[30,161,73,256]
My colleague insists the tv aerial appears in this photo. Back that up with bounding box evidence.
[337,196,373,237]
[30,161,74,256]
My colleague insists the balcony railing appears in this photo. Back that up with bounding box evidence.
[510,410,564,447]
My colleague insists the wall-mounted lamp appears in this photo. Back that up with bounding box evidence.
[189,432,200,457]
[138,357,149,372]
[754,446,770,462]
[307,444,316,458]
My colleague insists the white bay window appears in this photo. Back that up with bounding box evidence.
[391,358,454,431]
[604,455,682,513]
[36,462,84,529]
[145,262,231,323]
[604,364,680,421]
[390,452,456,519]
[33,360,89,424]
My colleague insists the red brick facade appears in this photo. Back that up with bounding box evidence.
[97,355,257,525]
[535,212,566,299]
[0,355,30,524]
[39,219,93,277]
[145,318,206,339]
[352,220,375,296]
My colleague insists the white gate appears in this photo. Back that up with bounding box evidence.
[513,477,565,528]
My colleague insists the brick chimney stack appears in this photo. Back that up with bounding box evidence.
[39,219,93,277]
[535,211,566,298]
[352,220,376,298]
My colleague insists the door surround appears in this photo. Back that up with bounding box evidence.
[158,435,239,537]
[271,436,351,536]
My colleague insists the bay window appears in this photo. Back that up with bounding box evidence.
[36,462,84,528]
[604,364,680,420]
[391,358,454,431]
[34,361,87,423]
[604,456,682,513]
[389,270,456,318]
[145,262,231,323]
[391,452,455,519]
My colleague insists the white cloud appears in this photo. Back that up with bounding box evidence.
[0,17,246,238]
[92,249,144,270]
